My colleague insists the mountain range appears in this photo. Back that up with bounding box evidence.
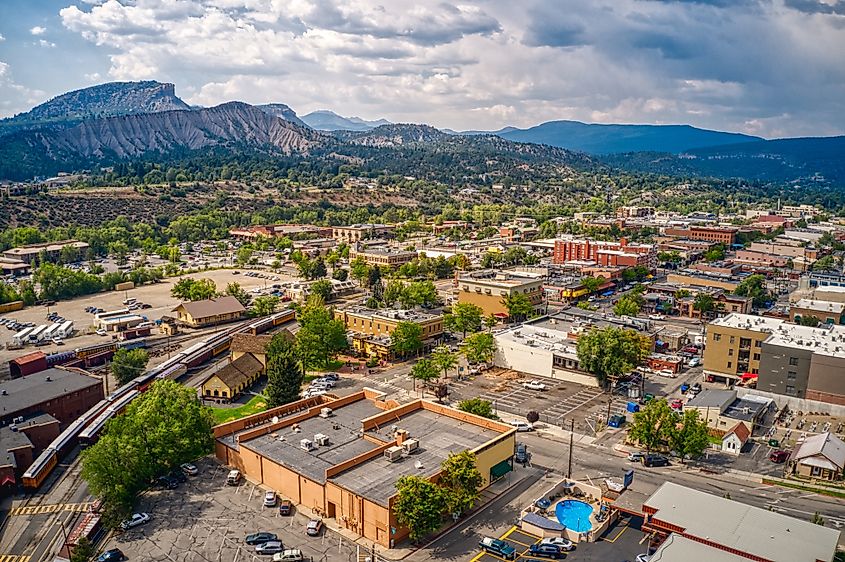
[0,80,842,186]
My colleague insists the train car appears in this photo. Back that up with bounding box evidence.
[84,349,115,368]
[155,363,188,381]
[22,447,58,488]
[75,342,118,360]
[118,338,148,351]
[79,390,139,444]
[46,350,77,366]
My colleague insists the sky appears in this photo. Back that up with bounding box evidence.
[1,0,844,138]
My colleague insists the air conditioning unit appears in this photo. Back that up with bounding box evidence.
[384,446,404,462]
[319,407,333,418]
[300,438,314,451]
[402,439,419,454]
[314,433,330,446]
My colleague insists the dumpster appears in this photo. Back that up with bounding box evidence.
[768,439,780,448]
[627,401,640,413]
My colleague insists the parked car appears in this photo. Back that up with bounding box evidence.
[227,469,241,486]
[180,463,198,476]
[642,454,669,467]
[245,532,278,545]
[522,380,548,391]
[264,491,278,507]
[120,512,151,530]
[510,421,534,432]
[96,329,107,336]
[322,372,340,381]
[539,537,575,551]
[515,443,528,464]
[636,555,651,562]
[769,450,790,463]
[278,499,293,516]
[306,519,323,536]
[688,357,701,367]
[656,369,676,378]
[648,314,666,320]
[528,543,565,559]
[272,550,304,562]
[479,537,516,560]
[157,475,179,489]
[670,399,684,410]
[97,549,126,562]
[627,451,646,462]
[255,541,284,555]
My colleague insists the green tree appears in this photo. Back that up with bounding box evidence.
[628,398,673,454]
[439,451,483,516]
[693,293,716,320]
[350,257,369,286]
[797,315,822,327]
[613,295,640,317]
[309,279,333,302]
[81,380,213,527]
[576,326,651,387]
[391,321,424,357]
[457,398,495,419]
[265,332,304,407]
[734,274,771,307]
[224,282,251,307]
[311,257,328,279]
[581,275,605,294]
[445,302,483,337]
[383,280,406,307]
[393,475,446,543]
[170,278,217,301]
[410,358,440,393]
[668,409,711,462]
[813,255,837,272]
[110,348,149,386]
[295,295,348,368]
[406,280,438,308]
[501,292,535,322]
[236,246,254,266]
[461,332,496,365]
[431,345,458,379]
[704,244,726,262]
[251,295,280,317]
[70,536,95,562]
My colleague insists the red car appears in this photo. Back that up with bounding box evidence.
[670,399,684,410]
[769,450,790,463]
[682,346,699,354]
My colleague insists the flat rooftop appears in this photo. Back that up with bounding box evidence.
[650,534,748,562]
[793,299,845,313]
[644,482,839,562]
[332,408,501,506]
[342,306,440,323]
[0,368,101,417]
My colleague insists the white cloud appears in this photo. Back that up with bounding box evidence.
[37,39,57,48]
[0,34,5,42]
[0,61,46,118]
[30,26,47,36]
[54,0,845,136]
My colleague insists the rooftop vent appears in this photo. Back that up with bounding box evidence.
[300,438,314,451]
[319,407,333,418]
[314,433,330,446]
[384,446,403,462]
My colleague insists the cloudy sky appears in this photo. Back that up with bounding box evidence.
[1,0,844,137]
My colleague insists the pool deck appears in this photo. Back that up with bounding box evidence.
[519,479,615,543]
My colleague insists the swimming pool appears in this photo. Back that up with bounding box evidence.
[555,499,594,533]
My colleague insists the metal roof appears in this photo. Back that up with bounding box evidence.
[0,368,102,417]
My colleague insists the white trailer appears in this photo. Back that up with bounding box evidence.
[12,326,34,346]
[42,324,61,340]
[57,320,75,338]
[28,325,50,343]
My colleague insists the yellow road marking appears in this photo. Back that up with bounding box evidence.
[600,525,628,543]
[0,555,32,562]
[500,526,518,540]
[8,502,91,516]
[468,553,486,562]
[508,537,533,547]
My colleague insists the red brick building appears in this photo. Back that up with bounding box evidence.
[553,238,656,269]
[663,226,737,245]
[1,413,60,492]
[0,368,104,427]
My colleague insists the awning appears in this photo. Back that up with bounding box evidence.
[0,475,15,486]
[741,373,758,380]
[490,458,513,479]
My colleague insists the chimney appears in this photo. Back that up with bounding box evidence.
[395,429,408,446]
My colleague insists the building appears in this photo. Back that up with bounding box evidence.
[171,296,246,328]
[214,390,516,548]
[721,422,751,456]
[642,482,839,562]
[616,206,655,218]
[675,291,753,320]
[335,307,443,360]
[683,389,770,435]
[8,351,49,378]
[0,257,31,277]
[790,299,845,325]
[663,225,737,245]
[802,272,845,289]
[229,224,333,240]
[0,413,60,491]
[332,224,395,243]
[788,432,845,482]
[666,273,740,292]
[0,368,104,426]
[703,315,781,384]
[748,241,818,261]
[2,240,89,264]
[200,354,264,403]
[734,250,792,269]
[349,245,417,267]
[552,237,656,269]
[457,270,546,318]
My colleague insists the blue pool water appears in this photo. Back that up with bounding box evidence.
[555,499,594,533]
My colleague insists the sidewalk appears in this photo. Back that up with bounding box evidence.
[495,413,597,446]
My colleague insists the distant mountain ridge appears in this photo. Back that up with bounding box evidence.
[301,110,391,131]
[256,103,308,128]
[0,80,190,138]
[491,120,762,154]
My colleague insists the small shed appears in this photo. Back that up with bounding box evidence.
[9,352,48,379]
[721,422,751,456]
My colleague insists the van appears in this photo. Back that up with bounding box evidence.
[227,469,241,486]
[514,443,528,464]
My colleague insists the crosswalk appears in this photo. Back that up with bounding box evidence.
[8,502,93,516]
[0,555,31,562]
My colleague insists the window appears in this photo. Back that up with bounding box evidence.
[753,353,761,361]
[754,340,762,348]
[811,466,822,477]
[727,361,732,369]
[728,349,734,356]
[786,385,796,396]
[713,333,722,342]
[789,357,799,366]
[787,371,797,380]
[729,336,735,344]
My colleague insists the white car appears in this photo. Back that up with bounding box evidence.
[656,369,676,378]
[648,314,666,320]
[510,421,534,432]
[180,463,198,476]
[688,357,701,367]
[263,491,277,507]
[120,512,151,530]
[540,537,575,551]
[522,380,548,391]
[273,550,304,562]
[96,328,107,336]
[636,555,651,562]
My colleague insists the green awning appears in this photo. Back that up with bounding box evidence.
[491,459,512,480]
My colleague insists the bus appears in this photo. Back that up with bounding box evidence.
[28,325,50,343]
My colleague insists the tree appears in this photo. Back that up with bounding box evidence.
[628,398,673,454]
[311,257,328,279]
[613,295,640,317]
[391,321,424,358]
[309,279,333,302]
[110,348,149,386]
[81,380,214,527]
[693,293,716,320]
[332,268,348,281]
[410,358,440,393]
[581,275,605,294]
[797,315,822,327]
[350,257,369,286]
[295,296,348,369]
[457,398,495,419]
[484,314,498,332]
[704,245,726,262]
[501,292,535,322]
[225,282,251,307]
[445,302,483,337]
[406,280,438,308]
[526,411,540,424]
[811,512,826,526]
[668,409,711,462]
[439,451,483,516]
[813,255,837,272]
[393,475,446,543]
[383,279,405,307]
[265,332,304,407]
[734,274,772,307]
[236,246,254,266]
[70,537,95,562]
[576,326,651,387]
[462,332,496,365]
[251,295,280,317]
[431,345,458,379]
[170,278,217,301]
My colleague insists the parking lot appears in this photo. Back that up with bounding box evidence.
[100,457,358,562]
[469,515,649,562]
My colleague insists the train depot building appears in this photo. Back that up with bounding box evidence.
[0,367,104,426]
[214,389,516,548]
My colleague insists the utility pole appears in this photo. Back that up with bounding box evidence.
[567,418,574,479]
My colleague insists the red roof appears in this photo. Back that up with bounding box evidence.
[11,351,47,366]
[724,422,751,444]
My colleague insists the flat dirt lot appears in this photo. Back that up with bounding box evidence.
[0,268,293,370]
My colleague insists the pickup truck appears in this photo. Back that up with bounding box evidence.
[479,537,516,560]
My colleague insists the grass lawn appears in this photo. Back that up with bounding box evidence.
[211,394,268,424]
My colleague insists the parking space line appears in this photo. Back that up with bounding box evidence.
[500,526,518,540]
[599,524,629,543]
[467,553,485,562]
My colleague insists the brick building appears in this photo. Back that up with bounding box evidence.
[662,226,737,245]
[552,237,656,269]
[0,368,104,427]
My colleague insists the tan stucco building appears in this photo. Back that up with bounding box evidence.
[457,270,546,318]
[214,390,516,548]
[349,245,417,267]
[172,296,246,328]
[335,307,444,360]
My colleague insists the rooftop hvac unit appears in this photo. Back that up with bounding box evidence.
[402,439,419,454]
[318,407,333,418]
[384,446,404,462]
[300,438,314,451]
[314,433,330,446]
